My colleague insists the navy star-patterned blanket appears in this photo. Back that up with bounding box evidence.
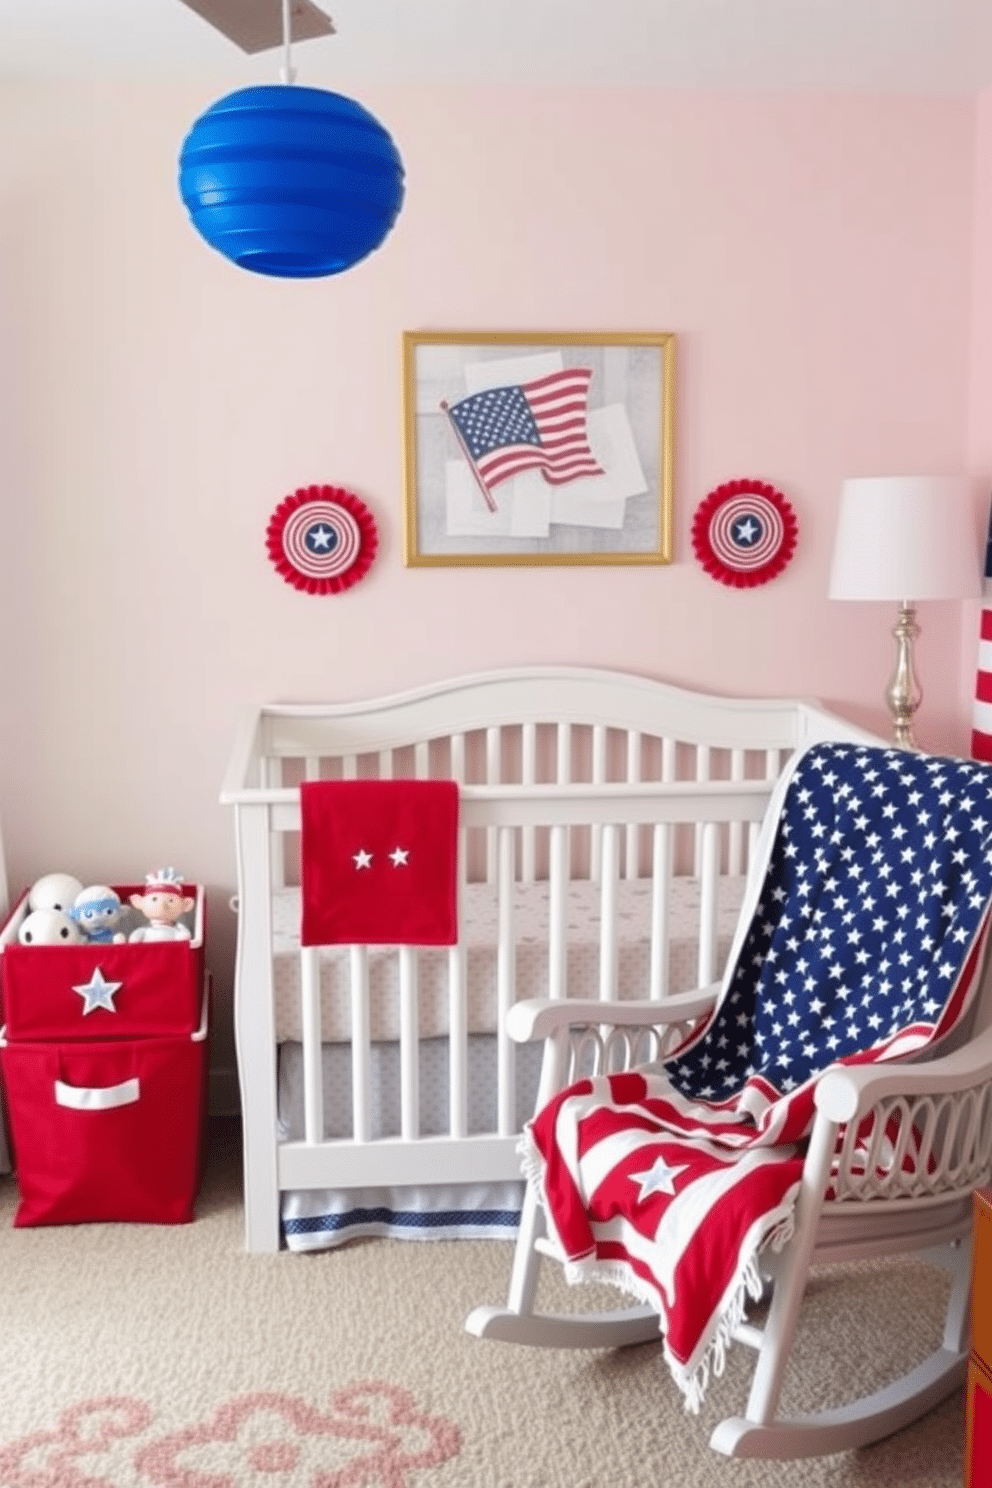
[522,743,992,1410]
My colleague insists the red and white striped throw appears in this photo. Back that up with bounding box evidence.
[521,743,992,1411]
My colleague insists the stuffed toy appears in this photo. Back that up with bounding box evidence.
[129,867,194,942]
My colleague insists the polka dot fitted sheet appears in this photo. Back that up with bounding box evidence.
[269,875,747,1043]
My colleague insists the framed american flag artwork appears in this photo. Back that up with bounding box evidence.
[401,330,675,567]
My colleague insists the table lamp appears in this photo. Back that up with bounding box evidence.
[828,475,980,748]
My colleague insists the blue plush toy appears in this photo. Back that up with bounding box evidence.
[68,885,126,944]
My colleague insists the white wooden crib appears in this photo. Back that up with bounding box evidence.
[220,665,877,1253]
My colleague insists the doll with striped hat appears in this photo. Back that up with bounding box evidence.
[129,867,195,942]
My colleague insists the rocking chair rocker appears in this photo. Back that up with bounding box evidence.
[466,741,992,1460]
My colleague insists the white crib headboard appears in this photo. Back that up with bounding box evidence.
[221,665,877,889]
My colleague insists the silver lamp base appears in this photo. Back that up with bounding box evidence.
[886,601,921,750]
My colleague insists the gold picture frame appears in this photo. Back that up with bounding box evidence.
[402,330,675,567]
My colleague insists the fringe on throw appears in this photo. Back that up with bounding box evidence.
[516,1132,797,1415]
[666,1210,795,1415]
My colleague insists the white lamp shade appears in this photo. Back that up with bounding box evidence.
[829,475,981,602]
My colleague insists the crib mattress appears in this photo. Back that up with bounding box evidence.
[270,875,746,1043]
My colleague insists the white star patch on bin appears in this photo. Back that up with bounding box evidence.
[72,967,123,1016]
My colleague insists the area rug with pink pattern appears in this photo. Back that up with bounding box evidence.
[0,1118,970,1488]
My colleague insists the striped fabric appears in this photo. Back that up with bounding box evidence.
[973,501,992,763]
[523,743,992,1412]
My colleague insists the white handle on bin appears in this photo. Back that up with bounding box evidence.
[192,974,211,1042]
[54,1077,140,1111]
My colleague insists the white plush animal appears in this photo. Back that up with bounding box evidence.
[18,908,84,946]
[28,873,84,915]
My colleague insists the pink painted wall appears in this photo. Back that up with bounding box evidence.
[965,91,992,712]
[0,80,979,1102]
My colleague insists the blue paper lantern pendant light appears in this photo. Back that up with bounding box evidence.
[178,2,405,279]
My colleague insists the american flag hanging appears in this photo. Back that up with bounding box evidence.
[973,497,992,763]
[443,367,603,506]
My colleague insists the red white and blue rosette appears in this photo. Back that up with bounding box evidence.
[266,485,378,595]
[691,479,798,589]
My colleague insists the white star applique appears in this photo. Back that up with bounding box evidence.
[389,847,410,867]
[72,968,123,1016]
[630,1156,688,1199]
[353,850,373,870]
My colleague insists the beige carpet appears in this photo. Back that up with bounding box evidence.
[0,1118,967,1487]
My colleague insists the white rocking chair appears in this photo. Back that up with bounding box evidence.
[466,743,992,1461]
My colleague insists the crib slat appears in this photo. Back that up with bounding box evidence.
[300,946,323,1144]
[592,725,607,776]
[448,834,469,1140]
[496,826,516,1136]
[548,824,568,999]
[556,722,571,781]
[521,722,537,884]
[448,943,468,1140]
[450,732,466,782]
[599,823,620,1002]
[556,723,572,882]
[399,946,419,1140]
[486,727,500,882]
[649,823,673,999]
[591,725,607,880]
[265,756,287,890]
[728,748,745,875]
[624,731,641,879]
[697,820,720,987]
[694,745,712,876]
[350,945,371,1144]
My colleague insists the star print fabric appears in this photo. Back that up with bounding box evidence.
[666,742,992,1127]
[299,779,459,946]
[522,743,992,1410]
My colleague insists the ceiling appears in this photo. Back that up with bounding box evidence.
[3,0,992,93]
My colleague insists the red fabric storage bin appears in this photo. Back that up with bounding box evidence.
[0,1022,208,1226]
[0,885,209,1227]
[0,885,205,1041]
